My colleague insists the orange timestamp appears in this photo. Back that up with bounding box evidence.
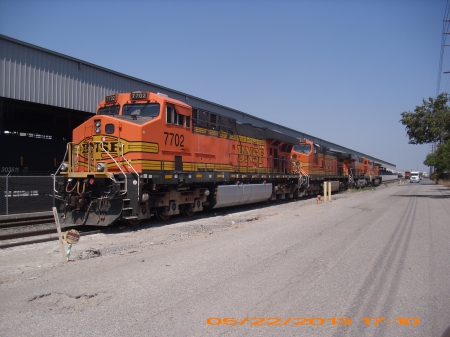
[206,316,420,327]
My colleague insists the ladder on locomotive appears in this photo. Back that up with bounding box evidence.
[100,142,140,221]
[299,166,309,187]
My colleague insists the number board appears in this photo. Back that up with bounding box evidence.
[131,92,148,100]
[105,94,116,103]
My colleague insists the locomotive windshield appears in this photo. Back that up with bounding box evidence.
[98,105,120,115]
[293,144,311,155]
[123,103,160,117]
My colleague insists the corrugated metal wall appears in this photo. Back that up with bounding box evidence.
[1,36,138,113]
[0,34,395,168]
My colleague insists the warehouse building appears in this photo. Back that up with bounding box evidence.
[0,34,395,174]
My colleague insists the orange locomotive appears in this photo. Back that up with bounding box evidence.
[291,138,382,195]
[54,92,301,226]
[291,138,349,195]
[351,157,381,187]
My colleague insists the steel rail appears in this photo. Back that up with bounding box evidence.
[0,216,55,229]
[0,230,102,249]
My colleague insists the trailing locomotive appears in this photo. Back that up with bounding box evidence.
[54,92,303,226]
[291,138,382,195]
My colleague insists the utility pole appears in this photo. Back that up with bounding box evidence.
[438,19,450,90]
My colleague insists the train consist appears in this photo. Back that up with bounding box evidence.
[54,91,381,226]
[292,138,381,194]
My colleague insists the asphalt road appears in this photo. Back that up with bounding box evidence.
[1,180,449,337]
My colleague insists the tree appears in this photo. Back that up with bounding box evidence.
[400,93,450,173]
[400,93,450,145]
[423,141,450,174]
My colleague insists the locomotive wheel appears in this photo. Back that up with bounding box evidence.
[156,207,171,221]
[182,204,195,217]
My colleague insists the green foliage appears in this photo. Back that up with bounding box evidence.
[424,141,450,174]
[400,93,450,173]
[400,93,450,144]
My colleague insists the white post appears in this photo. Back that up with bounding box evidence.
[323,182,327,202]
[53,207,67,262]
[328,182,332,201]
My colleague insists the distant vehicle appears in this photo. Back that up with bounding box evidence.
[410,171,420,183]
[423,172,428,179]
[419,172,423,180]
[405,171,411,179]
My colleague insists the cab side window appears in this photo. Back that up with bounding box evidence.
[166,104,190,128]
[166,106,173,124]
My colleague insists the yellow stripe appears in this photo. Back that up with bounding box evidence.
[163,161,174,170]
[192,128,265,146]
[125,142,159,153]
[194,127,207,134]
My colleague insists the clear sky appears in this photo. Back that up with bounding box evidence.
[1,0,448,172]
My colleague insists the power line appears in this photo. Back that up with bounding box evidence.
[436,0,450,96]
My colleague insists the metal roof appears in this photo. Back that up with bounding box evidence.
[0,34,395,168]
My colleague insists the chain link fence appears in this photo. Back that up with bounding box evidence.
[0,174,54,215]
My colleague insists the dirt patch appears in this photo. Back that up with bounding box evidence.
[77,248,102,260]
[28,292,111,312]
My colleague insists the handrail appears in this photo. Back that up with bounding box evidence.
[98,142,128,196]
[53,142,70,193]
[349,168,355,185]
[119,142,140,201]
[56,141,139,200]
[74,145,80,169]
[299,166,310,187]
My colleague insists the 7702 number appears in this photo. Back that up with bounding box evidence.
[164,132,184,147]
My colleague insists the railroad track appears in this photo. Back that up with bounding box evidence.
[0,215,55,229]
[0,214,103,248]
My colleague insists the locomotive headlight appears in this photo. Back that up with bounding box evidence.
[60,163,68,172]
[141,193,149,202]
[96,162,105,172]
[94,120,101,133]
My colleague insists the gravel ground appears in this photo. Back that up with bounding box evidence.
[1,181,449,337]
[0,186,383,285]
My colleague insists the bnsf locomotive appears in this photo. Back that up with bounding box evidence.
[54,91,381,226]
[55,92,301,226]
[291,138,381,194]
